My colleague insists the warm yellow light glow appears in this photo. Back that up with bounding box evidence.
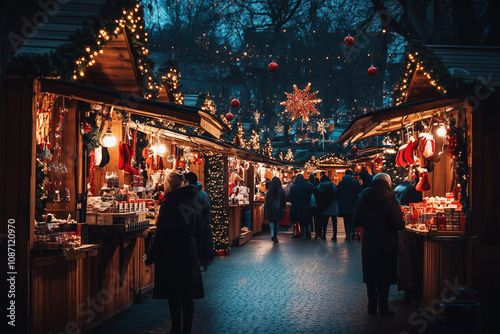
[101,128,117,147]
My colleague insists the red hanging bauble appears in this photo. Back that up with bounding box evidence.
[382,90,387,95]
[230,99,240,108]
[268,62,278,72]
[368,66,377,77]
[225,112,234,121]
[351,146,358,153]
[344,35,355,47]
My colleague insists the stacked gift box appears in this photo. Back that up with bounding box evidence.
[401,193,465,234]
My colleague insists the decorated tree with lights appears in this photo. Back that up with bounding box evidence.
[204,151,230,251]
[249,128,261,152]
[284,148,295,162]
[233,121,246,148]
[160,59,184,105]
[263,138,274,158]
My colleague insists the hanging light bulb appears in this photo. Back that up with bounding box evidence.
[157,143,167,155]
[437,124,447,137]
[101,118,117,147]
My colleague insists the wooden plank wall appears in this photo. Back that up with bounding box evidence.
[0,77,34,334]
[31,237,153,334]
[422,238,466,312]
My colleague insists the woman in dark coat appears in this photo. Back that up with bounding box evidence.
[287,174,314,240]
[144,170,204,334]
[353,173,405,316]
[264,176,287,243]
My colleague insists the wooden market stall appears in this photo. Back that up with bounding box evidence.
[0,1,228,333]
[337,42,500,333]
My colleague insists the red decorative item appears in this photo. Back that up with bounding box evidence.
[446,133,458,156]
[416,171,431,192]
[382,90,386,95]
[118,142,125,170]
[351,146,358,153]
[344,35,355,47]
[268,62,278,72]
[368,66,377,77]
[225,112,234,121]
[230,99,240,108]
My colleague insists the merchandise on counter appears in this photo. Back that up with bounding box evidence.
[401,194,465,234]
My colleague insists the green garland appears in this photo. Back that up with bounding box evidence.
[82,112,102,154]
[35,159,47,221]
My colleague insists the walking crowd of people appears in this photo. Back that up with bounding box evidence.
[268,167,406,317]
[142,166,407,333]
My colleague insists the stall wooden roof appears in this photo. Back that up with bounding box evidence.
[337,97,464,144]
[39,78,229,138]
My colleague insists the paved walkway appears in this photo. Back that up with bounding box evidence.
[92,220,443,334]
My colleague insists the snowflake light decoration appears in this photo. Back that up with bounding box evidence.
[317,120,327,135]
[280,83,322,124]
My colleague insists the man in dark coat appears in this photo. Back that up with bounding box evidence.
[313,175,337,240]
[145,171,204,333]
[353,173,405,316]
[185,172,214,271]
[287,174,314,240]
[337,169,362,241]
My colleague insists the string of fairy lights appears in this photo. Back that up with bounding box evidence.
[204,151,230,251]
[71,1,161,99]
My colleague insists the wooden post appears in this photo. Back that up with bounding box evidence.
[0,76,35,333]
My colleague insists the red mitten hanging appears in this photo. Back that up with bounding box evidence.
[416,171,431,192]
[404,138,416,165]
[118,142,125,170]
[158,156,164,170]
[123,143,138,175]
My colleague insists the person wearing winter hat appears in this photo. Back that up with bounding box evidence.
[353,173,405,316]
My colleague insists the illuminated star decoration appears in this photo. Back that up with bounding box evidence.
[280,83,322,124]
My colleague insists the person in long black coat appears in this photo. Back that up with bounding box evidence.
[353,173,405,316]
[287,174,314,240]
[264,176,287,243]
[337,169,362,241]
[144,170,204,334]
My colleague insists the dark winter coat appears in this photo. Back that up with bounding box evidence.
[337,175,362,216]
[263,187,287,222]
[145,185,204,299]
[195,182,214,265]
[394,180,423,205]
[287,180,314,223]
[314,181,338,216]
[353,179,405,284]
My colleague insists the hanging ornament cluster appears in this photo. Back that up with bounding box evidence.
[268,62,278,72]
[344,35,355,47]
[280,83,322,124]
[230,99,240,108]
[53,106,68,154]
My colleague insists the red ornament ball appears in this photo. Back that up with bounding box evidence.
[225,112,234,121]
[382,90,387,95]
[268,62,278,72]
[344,35,355,47]
[390,91,395,95]
[351,146,358,153]
[368,66,377,77]
[230,99,240,108]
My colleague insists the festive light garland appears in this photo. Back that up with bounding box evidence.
[204,151,230,251]
[160,59,184,104]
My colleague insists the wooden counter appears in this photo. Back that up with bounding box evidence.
[30,228,155,334]
[228,205,242,246]
[399,229,472,314]
[252,201,264,234]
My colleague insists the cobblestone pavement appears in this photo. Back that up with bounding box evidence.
[92,220,443,334]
